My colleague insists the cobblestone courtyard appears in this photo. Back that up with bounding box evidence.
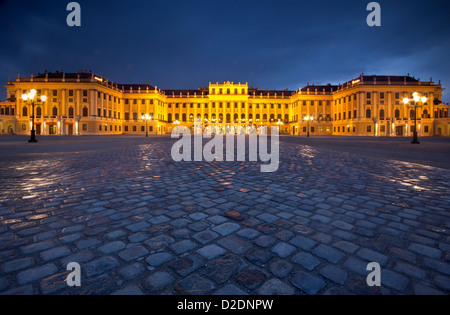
[0,135,449,295]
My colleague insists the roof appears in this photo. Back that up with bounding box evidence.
[248,88,295,96]
[121,84,155,91]
[163,88,209,95]
[301,84,338,93]
[35,71,93,79]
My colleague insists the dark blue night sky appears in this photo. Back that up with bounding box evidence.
[1,0,450,102]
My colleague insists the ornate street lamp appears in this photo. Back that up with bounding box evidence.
[141,114,152,137]
[22,89,47,143]
[403,92,427,144]
[303,115,314,137]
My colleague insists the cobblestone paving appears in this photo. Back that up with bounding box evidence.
[0,136,449,295]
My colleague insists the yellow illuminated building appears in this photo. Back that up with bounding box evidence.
[1,71,449,136]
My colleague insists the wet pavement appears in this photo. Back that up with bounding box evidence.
[0,135,449,295]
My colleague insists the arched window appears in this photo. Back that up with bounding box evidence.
[410,109,416,119]
[197,113,201,119]
[270,114,275,121]
[168,113,173,123]
[219,113,223,123]
[68,107,74,118]
[226,114,231,123]
[263,114,267,122]
[234,113,238,123]
[395,109,400,119]
[379,109,385,120]
[422,109,429,118]
[52,107,58,116]
[182,113,186,122]
[285,114,289,122]
[22,107,28,117]
[82,107,88,117]
[256,114,260,121]
[175,113,179,121]
[248,114,252,121]
[36,107,42,118]
[366,109,371,119]
[277,114,282,120]
[204,113,208,121]
[241,113,246,121]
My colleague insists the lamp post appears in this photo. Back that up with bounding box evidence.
[304,115,314,137]
[22,89,47,143]
[141,114,152,137]
[403,92,427,144]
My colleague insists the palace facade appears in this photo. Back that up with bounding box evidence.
[1,71,449,137]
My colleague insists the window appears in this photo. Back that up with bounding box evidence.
[22,123,27,131]
[133,113,138,121]
[380,92,385,99]
[82,107,88,117]
[395,109,400,119]
[379,109,385,120]
[366,109,371,119]
[22,107,28,117]
[133,126,137,132]
[52,107,58,116]
[36,107,42,118]
[142,100,146,105]
[380,125,386,133]
[424,126,429,133]
[367,125,372,133]
[367,92,371,99]
[52,90,58,97]
[99,125,102,131]
[395,93,400,99]
[83,90,88,97]
[141,126,145,132]
[69,90,74,97]
[82,124,88,132]
[125,126,129,132]
[68,107,74,118]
